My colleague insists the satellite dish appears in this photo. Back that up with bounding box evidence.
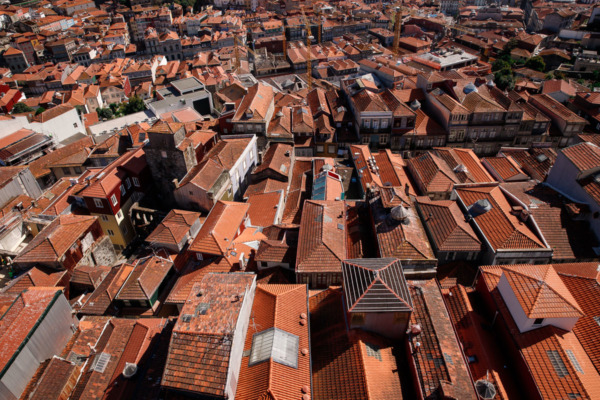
[123,362,138,378]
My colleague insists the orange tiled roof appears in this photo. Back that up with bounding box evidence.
[165,258,234,305]
[480,265,600,400]
[14,215,97,264]
[236,284,310,400]
[146,209,200,247]
[500,264,583,319]
[416,196,481,252]
[0,288,62,374]
[455,185,546,251]
[408,152,459,194]
[188,201,249,256]
[116,255,173,301]
[162,273,255,396]
[309,287,405,399]
[296,200,347,273]
[246,191,282,228]
[560,142,600,173]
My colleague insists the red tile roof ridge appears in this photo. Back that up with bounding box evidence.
[500,264,583,318]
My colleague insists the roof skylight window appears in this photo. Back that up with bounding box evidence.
[249,328,299,368]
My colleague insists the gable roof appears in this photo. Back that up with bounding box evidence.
[296,200,347,273]
[408,152,459,194]
[14,215,97,265]
[560,142,600,173]
[146,209,200,247]
[455,185,546,251]
[416,197,481,252]
[342,258,412,313]
[116,255,173,301]
[236,284,310,400]
[188,201,249,256]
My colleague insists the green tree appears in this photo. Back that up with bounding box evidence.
[499,38,518,58]
[524,56,546,72]
[494,72,515,91]
[97,107,114,120]
[12,102,33,114]
[123,95,145,115]
[35,107,45,115]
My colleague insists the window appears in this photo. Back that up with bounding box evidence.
[74,166,82,174]
[196,253,203,260]
[122,225,128,235]
[161,150,167,158]
[317,145,324,152]
[101,215,109,222]
[363,119,371,129]
[372,120,379,130]
[381,119,388,129]
[133,177,140,187]
[120,184,126,195]
[379,135,388,145]
[362,136,369,144]
[94,198,104,208]
[533,318,544,325]
[243,160,247,170]
[73,123,78,128]
[249,328,299,368]
[111,194,117,206]
[62,167,71,175]
[126,178,131,189]
[107,229,115,236]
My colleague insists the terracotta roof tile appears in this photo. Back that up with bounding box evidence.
[409,279,477,399]
[236,284,310,400]
[246,191,283,228]
[189,201,249,256]
[162,273,255,397]
[455,185,546,251]
[480,265,600,399]
[560,142,600,173]
[116,255,173,302]
[309,287,405,399]
[14,215,97,265]
[408,152,459,194]
[165,258,234,305]
[416,197,481,252]
[296,200,347,274]
[146,209,200,247]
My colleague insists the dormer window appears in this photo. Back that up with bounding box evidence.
[245,110,253,119]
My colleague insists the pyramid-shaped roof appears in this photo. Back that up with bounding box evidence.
[501,265,583,319]
[342,258,412,313]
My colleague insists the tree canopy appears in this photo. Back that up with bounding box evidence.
[12,102,33,114]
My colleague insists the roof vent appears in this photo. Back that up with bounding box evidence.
[454,164,468,173]
[535,153,548,163]
[475,379,497,400]
[468,199,492,217]
[463,82,478,94]
[123,362,138,378]
[276,110,284,117]
[410,99,421,110]
[390,205,410,224]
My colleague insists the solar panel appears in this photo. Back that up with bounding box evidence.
[566,350,584,374]
[547,350,569,378]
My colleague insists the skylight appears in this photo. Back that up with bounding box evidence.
[91,352,111,373]
[365,342,382,361]
[249,328,299,368]
[565,350,584,374]
[547,350,569,378]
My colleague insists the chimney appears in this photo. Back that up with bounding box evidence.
[172,178,179,189]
